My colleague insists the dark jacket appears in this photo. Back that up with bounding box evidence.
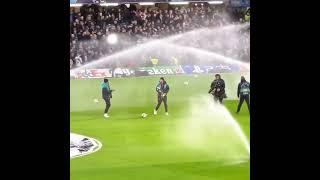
[209,79,225,97]
[102,82,112,99]
[237,81,250,97]
[156,81,170,96]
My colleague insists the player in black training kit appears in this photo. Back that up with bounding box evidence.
[208,74,226,104]
[102,78,113,118]
[154,77,170,116]
[236,76,250,114]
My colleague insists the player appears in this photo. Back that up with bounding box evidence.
[208,74,226,104]
[236,76,250,114]
[154,77,170,116]
[102,78,112,118]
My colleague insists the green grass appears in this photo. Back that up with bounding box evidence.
[70,74,250,180]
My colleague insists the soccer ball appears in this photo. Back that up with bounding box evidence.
[94,98,99,103]
[141,113,148,118]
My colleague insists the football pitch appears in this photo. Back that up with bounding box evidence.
[70,73,250,180]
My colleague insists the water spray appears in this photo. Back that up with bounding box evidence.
[71,23,250,74]
[170,96,250,161]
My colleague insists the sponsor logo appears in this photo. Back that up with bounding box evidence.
[70,133,102,159]
[113,68,135,77]
[215,64,232,71]
[182,64,239,74]
[76,69,112,79]
[192,66,205,74]
[139,66,183,75]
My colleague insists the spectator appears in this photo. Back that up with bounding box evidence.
[75,55,82,67]
[70,4,250,68]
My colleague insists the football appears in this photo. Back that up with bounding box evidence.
[141,113,148,118]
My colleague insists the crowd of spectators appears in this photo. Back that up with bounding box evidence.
[70,4,250,68]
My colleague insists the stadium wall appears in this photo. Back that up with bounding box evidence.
[71,64,249,79]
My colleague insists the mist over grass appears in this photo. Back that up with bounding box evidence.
[161,95,250,163]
